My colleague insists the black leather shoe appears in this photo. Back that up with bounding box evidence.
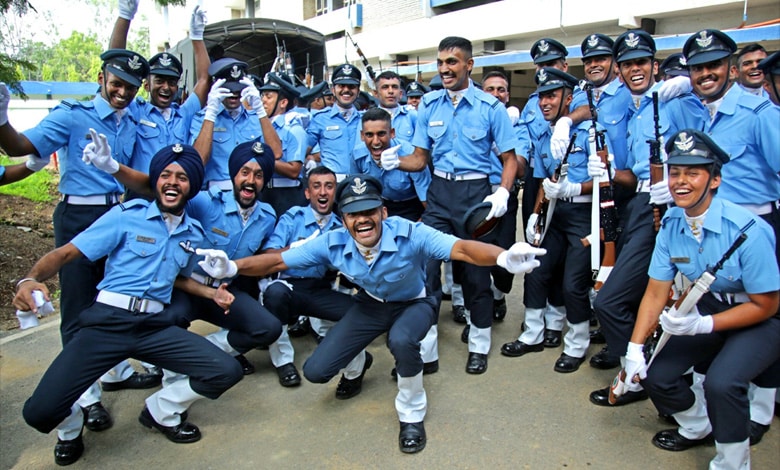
[54,433,84,466]
[288,316,311,337]
[466,352,488,374]
[543,329,562,348]
[500,340,543,357]
[589,386,648,407]
[101,371,162,391]
[138,407,201,443]
[493,298,507,321]
[589,346,620,370]
[461,324,470,344]
[82,402,113,432]
[335,352,373,400]
[391,360,439,380]
[554,353,586,373]
[452,305,467,324]
[750,421,770,445]
[235,354,255,375]
[652,428,712,451]
[589,328,606,344]
[399,421,426,453]
[276,362,301,387]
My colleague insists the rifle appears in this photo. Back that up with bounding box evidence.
[580,82,619,291]
[283,48,297,86]
[416,56,423,85]
[648,92,666,232]
[530,133,578,247]
[608,221,754,404]
[305,53,312,88]
[345,31,376,90]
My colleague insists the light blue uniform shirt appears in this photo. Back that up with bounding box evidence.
[489,110,528,185]
[24,95,136,196]
[71,199,204,303]
[533,120,595,184]
[282,217,458,302]
[265,205,342,278]
[626,82,708,181]
[650,197,779,294]
[0,165,5,181]
[189,105,263,184]
[594,78,632,170]
[705,85,780,206]
[412,83,518,175]
[186,187,276,281]
[306,106,363,174]
[382,105,417,143]
[130,94,202,173]
[353,139,430,202]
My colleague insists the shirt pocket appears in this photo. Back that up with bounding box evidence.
[719,143,747,163]
[322,127,343,141]
[427,123,447,140]
[127,237,164,258]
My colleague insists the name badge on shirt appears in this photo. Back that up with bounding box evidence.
[211,227,229,237]
[136,235,156,244]
[325,125,340,131]
[670,257,690,263]
[430,121,444,127]
[214,127,227,132]
[140,119,157,128]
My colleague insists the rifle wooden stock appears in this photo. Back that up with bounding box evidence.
[650,161,665,231]
[531,183,548,247]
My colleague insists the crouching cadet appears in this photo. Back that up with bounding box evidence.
[619,130,780,470]
[196,174,545,454]
[13,144,243,466]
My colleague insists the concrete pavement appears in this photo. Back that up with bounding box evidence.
[1,291,777,469]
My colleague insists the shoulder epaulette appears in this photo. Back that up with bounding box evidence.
[311,108,332,118]
[118,199,147,211]
[474,89,502,109]
[58,98,93,110]
[135,96,147,105]
[422,90,445,106]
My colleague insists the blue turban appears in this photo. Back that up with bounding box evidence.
[148,143,204,199]
[228,141,275,188]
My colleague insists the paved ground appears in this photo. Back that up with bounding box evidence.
[1,289,777,469]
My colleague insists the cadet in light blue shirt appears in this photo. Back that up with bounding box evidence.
[374,71,417,143]
[626,129,780,470]
[16,144,242,466]
[354,108,430,221]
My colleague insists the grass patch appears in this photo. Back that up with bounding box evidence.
[0,155,56,202]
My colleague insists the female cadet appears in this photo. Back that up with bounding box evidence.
[620,129,780,470]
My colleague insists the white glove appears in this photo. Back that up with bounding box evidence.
[0,82,9,126]
[649,180,674,205]
[290,229,320,249]
[658,75,692,102]
[380,144,401,171]
[506,106,520,126]
[240,77,267,118]
[482,186,510,220]
[196,248,238,279]
[304,159,319,176]
[205,78,231,122]
[542,177,581,200]
[550,116,572,161]
[496,242,546,274]
[189,5,207,41]
[117,0,139,20]
[25,154,49,172]
[612,342,647,396]
[525,213,539,243]
[16,290,55,330]
[660,306,714,336]
[587,153,616,180]
[82,128,119,174]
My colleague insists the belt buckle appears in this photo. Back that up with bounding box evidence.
[128,296,147,314]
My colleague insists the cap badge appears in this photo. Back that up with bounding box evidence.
[172,143,184,154]
[351,177,367,195]
[410,82,418,90]
[695,31,713,48]
[674,132,695,152]
[230,65,242,79]
[537,69,548,83]
[159,54,172,67]
[128,55,142,71]
[679,56,687,66]
[342,65,353,76]
[626,33,640,49]
[252,142,265,154]
[587,35,599,48]
[538,40,549,53]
